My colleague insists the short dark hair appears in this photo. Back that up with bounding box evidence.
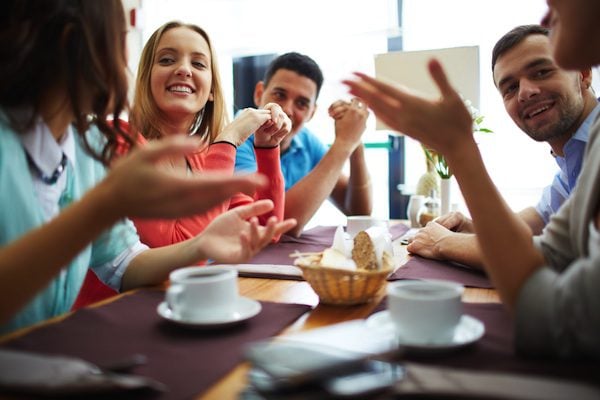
[263,52,324,99]
[492,25,550,72]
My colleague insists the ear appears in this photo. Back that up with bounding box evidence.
[253,81,264,107]
[208,92,214,101]
[580,68,593,90]
[307,103,317,122]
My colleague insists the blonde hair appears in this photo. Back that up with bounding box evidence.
[130,21,229,141]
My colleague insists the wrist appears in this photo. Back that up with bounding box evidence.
[83,178,125,226]
[211,140,237,149]
[253,142,279,149]
[330,140,356,158]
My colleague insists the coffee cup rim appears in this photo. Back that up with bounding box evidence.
[169,265,237,283]
[387,279,464,299]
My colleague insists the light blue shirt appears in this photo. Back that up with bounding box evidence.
[235,127,328,191]
[0,116,144,334]
[535,103,600,224]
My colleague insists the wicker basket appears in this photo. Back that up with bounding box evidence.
[293,252,393,305]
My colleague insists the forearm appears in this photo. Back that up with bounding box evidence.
[120,238,202,291]
[284,143,353,236]
[0,183,121,324]
[254,146,285,222]
[343,145,372,215]
[448,143,544,309]
[517,207,545,235]
[437,233,485,269]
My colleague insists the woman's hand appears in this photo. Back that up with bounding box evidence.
[216,108,273,146]
[343,59,474,158]
[254,103,292,148]
[192,200,297,263]
[98,135,268,220]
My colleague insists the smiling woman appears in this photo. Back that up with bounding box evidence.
[150,27,214,130]
[73,21,292,308]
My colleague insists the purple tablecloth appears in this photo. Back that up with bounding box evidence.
[389,254,493,288]
[1,290,312,400]
[372,300,599,386]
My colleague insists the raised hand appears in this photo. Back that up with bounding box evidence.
[100,135,268,220]
[254,103,292,148]
[343,59,474,158]
[193,200,297,263]
[216,108,273,146]
[329,98,368,151]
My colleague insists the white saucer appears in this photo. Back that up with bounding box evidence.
[157,297,262,329]
[365,310,484,353]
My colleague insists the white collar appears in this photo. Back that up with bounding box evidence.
[20,118,76,175]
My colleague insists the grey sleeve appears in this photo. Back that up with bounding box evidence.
[515,251,600,358]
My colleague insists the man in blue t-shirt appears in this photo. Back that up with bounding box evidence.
[235,52,372,236]
[407,24,599,267]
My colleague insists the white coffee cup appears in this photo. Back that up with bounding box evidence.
[387,280,464,344]
[166,266,238,322]
[346,215,389,237]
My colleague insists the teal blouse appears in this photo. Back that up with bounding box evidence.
[0,121,139,334]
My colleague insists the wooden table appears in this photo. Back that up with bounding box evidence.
[0,238,500,399]
[201,244,500,399]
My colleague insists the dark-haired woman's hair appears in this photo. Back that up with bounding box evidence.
[0,0,133,165]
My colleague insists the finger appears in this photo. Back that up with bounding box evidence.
[232,199,275,220]
[343,77,399,111]
[348,72,410,102]
[344,78,404,129]
[274,218,297,237]
[259,217,278,247]
[248,217,261,250]
[428,59,456,99]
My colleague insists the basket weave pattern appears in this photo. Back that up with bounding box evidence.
[294,252,393,305]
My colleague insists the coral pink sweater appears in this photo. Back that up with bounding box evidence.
[72,123,284,309]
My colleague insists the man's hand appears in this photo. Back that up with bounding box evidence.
[328,98,368,152]
[434,211,474,233]
[406,221,457,260]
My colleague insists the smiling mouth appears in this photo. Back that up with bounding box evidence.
[168,85,194,94]
[524,103,553,120]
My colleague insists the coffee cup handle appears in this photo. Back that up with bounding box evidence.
[166,284,184,317]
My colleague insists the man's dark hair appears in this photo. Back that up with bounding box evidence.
[492,24,549,72]
[263,52,324,99]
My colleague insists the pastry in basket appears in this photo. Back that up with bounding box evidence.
[301,225,393,271]
[292,226,394,305]
[352,231,379,270]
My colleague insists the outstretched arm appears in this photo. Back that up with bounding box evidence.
[344,61,544,310]
[0,136,269,325]
[408,208,541,269]
[407,223,485,268]
[121,200,297,290]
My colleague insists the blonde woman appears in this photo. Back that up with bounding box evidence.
[74,21,291,308]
